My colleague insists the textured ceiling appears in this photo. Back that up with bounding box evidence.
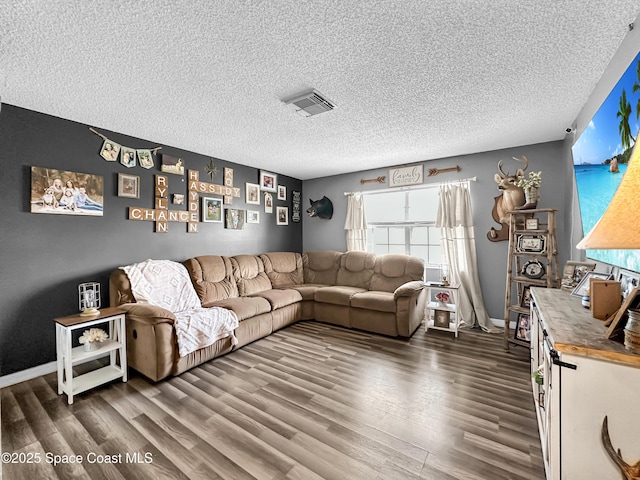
[2,1,639,180]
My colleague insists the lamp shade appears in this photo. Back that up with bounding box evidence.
[577,141,640,250]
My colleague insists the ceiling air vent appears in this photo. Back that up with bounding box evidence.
[282,89,336,117]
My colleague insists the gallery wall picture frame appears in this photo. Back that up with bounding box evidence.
[225,208,245,230]
[570,271,612,297]
[388,164,424,187]
[137,149,154,169]
[120,146,137,168]
[246,183,260,205]
[118,173,140,199]
[201,197,223,223]
[100,140,120,161]
[264,192,273,214]
[278,185,287,200]
[161,154,185,175]
[30,166,104,216]
[246,210,260,224]
[260,170,277,192]
[173,194,184,205]
[292,190,301,222]
[276,206,288,225]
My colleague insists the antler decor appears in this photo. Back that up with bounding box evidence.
[360,176,386,184]
[602,416,640,479]
[428,165,461,176]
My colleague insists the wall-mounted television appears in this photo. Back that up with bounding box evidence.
[572,51,640,272]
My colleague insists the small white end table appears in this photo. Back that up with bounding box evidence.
[425,284,460,337]
[54,307,127,404]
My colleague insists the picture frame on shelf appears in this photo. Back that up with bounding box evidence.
[276,206,288,225]
[561,260,596,292]
[520,285,532,308]
[278,185,287,201]
[515,234,546,253]
[515,313,531,342]
[570,271,612,298]
[259,170,277,192]
[434,309,450,328]
[245,183,260,205]
[201,197,222,223]
[525,218,539,230]
[117,172,139,199]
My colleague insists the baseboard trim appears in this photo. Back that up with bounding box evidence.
[0,361,57,389]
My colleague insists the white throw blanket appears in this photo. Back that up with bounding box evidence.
[123,259,238,357]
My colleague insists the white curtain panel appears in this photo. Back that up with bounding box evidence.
[436,184,500,333]
[344,192,367,252]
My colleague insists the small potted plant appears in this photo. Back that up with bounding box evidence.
[79,328,108,351]
[516,171,542,208]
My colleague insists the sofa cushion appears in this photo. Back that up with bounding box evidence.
[251,288,302,310]
[183,255,238,304]
[289,283,329,301]
[231,255,272,296]
[351,291,396,313]
[315,285,367,306]
[303,251,342,285]
[336,251,376,289]
[210,296,271,321]
[260,252,304,287]
[370,254,425,293]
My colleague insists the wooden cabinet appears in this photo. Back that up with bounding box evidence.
[530,287,640,479]
[504,208,559,350]
[424,284,460,337]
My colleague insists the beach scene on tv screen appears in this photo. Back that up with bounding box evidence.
[572,52,640,272]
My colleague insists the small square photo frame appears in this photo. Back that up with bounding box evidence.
[434,309,450,328]
[260,170,277,192]
[276,206,288,225]
[117,173,140,198]
[201,197,222,223]
[246,210,260,224]
[515,313,531,342]
[173,194,184,205]
[278,185,287,201]
[570,271,612,297]
[525,218,539,230]
[246,183,260,205]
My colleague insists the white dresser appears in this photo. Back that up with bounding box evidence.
[530,287,640,479]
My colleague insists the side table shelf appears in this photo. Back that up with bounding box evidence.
[425,284,460,337]
[54,307,127,404]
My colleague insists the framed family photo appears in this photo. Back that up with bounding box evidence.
[260,170,277,192]
[570,271,612,297]
[276,206,288,225]
[277,185,287,200]
[118,173,140,198]
[515,313,531,342]
[201,197,222,223]
[434,309,450,328]
[246,183,260,205]
[246,210,260,224]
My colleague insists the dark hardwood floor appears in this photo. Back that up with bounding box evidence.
[2,321,545,479]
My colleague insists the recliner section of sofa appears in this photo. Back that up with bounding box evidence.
[110,251,426,381]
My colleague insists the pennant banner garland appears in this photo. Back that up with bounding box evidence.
[90,127,161,170]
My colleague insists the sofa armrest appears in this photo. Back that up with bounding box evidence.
[393,281,426,299]
[118,303,176,326]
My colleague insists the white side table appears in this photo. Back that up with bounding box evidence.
[424,284,460,337]
[54,307,127,404]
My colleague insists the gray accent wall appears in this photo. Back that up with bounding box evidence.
[0,105,302,376]
[302,141,569,321]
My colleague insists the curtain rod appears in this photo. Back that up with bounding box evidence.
[344,176,477,196]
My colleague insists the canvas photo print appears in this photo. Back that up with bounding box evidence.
[31,166,104,216]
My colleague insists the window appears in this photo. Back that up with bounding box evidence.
[363,187,443,270]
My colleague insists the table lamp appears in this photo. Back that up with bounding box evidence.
[78,282,101,316]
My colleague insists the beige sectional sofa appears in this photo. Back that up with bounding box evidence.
[110,251,426,381]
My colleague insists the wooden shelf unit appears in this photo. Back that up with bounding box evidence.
[503,208,559,350]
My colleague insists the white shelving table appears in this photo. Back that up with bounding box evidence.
[54,307,127,404]
[424,283,460,337]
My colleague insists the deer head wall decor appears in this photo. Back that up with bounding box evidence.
[487,155,529,242]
